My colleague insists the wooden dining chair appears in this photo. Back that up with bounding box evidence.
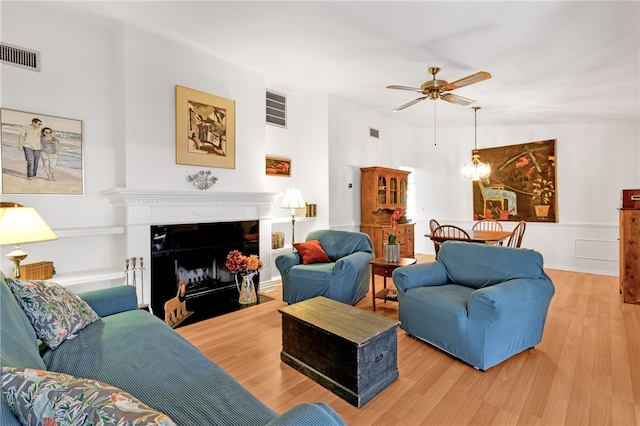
[429,219,440,234]
[432,225,471,258]
[472,219,503,232]
[506,221,526,248]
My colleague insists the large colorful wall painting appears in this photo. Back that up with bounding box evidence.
[472,139,557,223]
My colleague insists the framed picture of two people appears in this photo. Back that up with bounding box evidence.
[0,108,83,195]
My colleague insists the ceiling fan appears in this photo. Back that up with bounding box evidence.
[387,67,491,111]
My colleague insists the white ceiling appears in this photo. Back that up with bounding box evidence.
[58,1,640,128]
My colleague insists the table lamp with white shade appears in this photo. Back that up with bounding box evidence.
[281,188,305,249]
[0,203,58,278]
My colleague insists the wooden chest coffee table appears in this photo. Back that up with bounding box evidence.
[279,296,400,407]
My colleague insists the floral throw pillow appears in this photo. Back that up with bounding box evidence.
[5,278,100,349]
[1,367,176,426]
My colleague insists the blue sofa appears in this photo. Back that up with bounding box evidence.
[276,230,374,305]
[392,241,555,371]
[0,273,345,426]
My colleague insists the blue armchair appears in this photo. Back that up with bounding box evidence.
[392,241,555,371]
[276,230,374,305]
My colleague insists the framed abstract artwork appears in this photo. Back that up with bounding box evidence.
[472,139,557,222]
[175,85,235,169]
[1,108,83,195]
[265,156,291,177]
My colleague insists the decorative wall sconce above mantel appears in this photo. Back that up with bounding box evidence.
[187,170,218,190]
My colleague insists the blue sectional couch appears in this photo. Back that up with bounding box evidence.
[1,273,345,426]
[392,241,555,371]
[276,230,374,305]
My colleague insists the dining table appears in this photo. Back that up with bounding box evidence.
[425,229,513,245]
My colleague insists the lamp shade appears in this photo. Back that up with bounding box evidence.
[0,206,58,245]
[281,188,305,209]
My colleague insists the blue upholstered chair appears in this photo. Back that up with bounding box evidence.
[276,230,374,305]
[392,241,555,371]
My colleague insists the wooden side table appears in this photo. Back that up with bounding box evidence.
[370,257,417,311]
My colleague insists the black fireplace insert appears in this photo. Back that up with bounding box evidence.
[150,220,259,326]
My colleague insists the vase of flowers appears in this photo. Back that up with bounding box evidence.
[225,250,263,305]
[384,208,404,262]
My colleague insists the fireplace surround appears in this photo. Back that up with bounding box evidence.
[102,189,276,316]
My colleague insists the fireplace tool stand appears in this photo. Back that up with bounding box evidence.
[125,257,148,311]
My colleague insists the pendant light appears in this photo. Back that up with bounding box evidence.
[462,106,490,181]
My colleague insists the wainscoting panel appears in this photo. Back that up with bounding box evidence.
[574,238,619,262]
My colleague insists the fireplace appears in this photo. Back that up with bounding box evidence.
[101,188,277,323]
[151,220,259,326]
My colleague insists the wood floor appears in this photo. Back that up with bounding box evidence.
[176,255,640,425]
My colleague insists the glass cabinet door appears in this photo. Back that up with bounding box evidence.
[377,176,386,205]
[389,178,398,205]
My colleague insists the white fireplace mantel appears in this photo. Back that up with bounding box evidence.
[101,188,277,307]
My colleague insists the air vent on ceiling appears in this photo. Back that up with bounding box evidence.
[0,43,40,72]
[266,90,286,128]
[370,128,380,139]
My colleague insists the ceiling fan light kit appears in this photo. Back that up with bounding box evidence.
[462,106,491,181]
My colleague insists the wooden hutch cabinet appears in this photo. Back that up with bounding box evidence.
[619,208,640,304]
[360,166,415,259]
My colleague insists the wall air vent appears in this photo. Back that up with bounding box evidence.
[0,43,40,72]
[370,128,380,139]
[266,90,286,128]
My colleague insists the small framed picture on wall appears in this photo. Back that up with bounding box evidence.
[1,108,83,195]
[265,156,291,177]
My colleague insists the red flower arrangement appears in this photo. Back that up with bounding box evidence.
[225,250,263,275]
[388,208,405,244]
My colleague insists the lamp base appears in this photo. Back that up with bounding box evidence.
[290,214,296,251]
[6,245,28,279]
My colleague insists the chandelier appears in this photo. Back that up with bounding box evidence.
[462,106,490,181]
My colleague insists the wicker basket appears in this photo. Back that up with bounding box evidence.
[19,261,55,280]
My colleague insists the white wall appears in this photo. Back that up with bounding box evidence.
[117,25,268,192]
[298,94,330,231]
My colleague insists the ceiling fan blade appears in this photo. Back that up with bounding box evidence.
[445,71,491,90]
[392,96,428,112]
[441,93,475,107]
[387,85,422,92]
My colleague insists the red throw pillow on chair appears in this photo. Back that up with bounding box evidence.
[293,240,331,264]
